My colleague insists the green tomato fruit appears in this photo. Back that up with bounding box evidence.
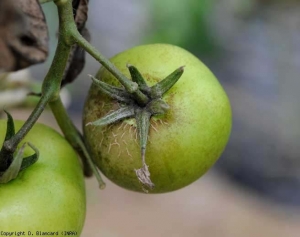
[83,44,232,193]
[0,121,86,236]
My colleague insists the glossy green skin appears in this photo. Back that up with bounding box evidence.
[0,121,86,235]
[83,44,232,193]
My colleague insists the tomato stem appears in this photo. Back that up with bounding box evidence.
[49,97,106,188]
[72,32,137,91]
[0,94,49,172]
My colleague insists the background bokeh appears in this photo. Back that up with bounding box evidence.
[3,0,300,236]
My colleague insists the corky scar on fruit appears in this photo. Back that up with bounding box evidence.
[86,64,184,191]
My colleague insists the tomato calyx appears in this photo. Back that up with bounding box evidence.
[0,111,39,183]
[87,65,184,190]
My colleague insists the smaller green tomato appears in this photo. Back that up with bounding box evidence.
[83,44,232,193]
[0,121,86,236]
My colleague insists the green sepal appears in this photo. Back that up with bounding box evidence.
[134,109,155,190]
[89,75,133,103]
[135,109,151,159]
[147,98,170,115]
[86,105,135,127]
[0,143,26,183]
[0,110,15,171]
[151,66,184,98]
[0,111,39,183]
[3,110,15,141]
[20,142,39,171]
[0,142,39,183]
[127,65,150,93]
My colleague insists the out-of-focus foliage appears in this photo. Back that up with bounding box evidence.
[146,0,216,56]
[210,0,300,206]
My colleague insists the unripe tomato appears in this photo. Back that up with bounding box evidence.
[83,44,231,193]
[0,121,86,235]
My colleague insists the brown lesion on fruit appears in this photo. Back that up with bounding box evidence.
[135,163,154,190]
[86,65,184,191]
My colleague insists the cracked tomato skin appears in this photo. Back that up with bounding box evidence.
[0,121,86,236]
[83,44,232,193]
